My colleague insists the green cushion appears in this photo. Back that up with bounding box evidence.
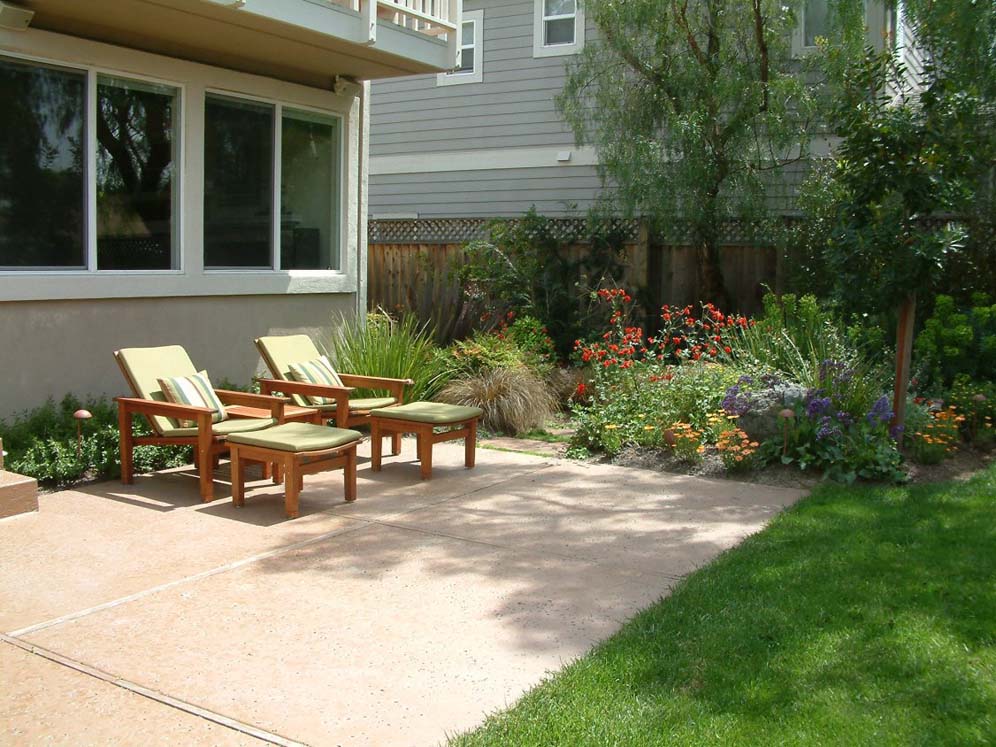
[227,423,362,453]
[162,417,277,438]
[117,345,199,435]
[256,334,323,408]
[369,401,483,425]
[312,397,398,416]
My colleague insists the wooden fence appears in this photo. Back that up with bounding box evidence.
[367,240,780,341]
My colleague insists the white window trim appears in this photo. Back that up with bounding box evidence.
[0,29,359,302]
[437,9,483,86]
[533,0,585,58]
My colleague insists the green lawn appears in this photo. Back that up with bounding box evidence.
[450,465,996,746]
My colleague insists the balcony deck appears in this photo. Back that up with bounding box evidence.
[17,0,460,86]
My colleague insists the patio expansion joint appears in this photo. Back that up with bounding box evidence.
[0,633,305,746]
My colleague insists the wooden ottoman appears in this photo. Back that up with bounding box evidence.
[369,402,484,480]
[227,423,363,518]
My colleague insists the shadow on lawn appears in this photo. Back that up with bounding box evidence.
[452,467,996,745]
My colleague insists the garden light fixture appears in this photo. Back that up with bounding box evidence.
[74,409,92,458]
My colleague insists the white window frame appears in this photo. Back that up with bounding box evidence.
[0,51,185,274]
[533,0,585,58]
[202,91,344,272]
[0,30,359,302]
[437,9,483,86]
[793,0,896,56]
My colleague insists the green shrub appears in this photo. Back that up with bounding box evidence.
[946,375,996,447]
[437,366,556,435]
[328,312,452,402]
[1,394,189,486]
[915,294,996,388]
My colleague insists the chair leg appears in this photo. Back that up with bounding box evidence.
[391,431,402,456]
[284,457,300,519]
[418,429,432,480]
[197,433,214,502]
[344,447,357,502]
[231,446,244,507]
[118,405,134,485]
[371,419,383,471]
[466,419,477,469]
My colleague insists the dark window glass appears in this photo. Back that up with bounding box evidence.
[545,17,575,45]
[281,110,339,270]
[804,0,829,47]
[204,95,274,268]
[0,57,86,269]
[96,76,178,270]
[459,47,475,73]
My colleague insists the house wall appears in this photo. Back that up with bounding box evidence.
[0,28,371,417]
[0,295,355,419]
[370,0,603,218]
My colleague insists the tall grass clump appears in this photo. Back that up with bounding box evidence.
[328,311,453,401]
[437,366,556,435]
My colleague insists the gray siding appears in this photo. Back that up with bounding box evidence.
[371,165,604,217]
[370,0,604,217]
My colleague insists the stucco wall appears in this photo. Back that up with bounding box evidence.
[0,294,356,420]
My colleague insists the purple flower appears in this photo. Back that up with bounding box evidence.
[889,424,905,441]
[722,384,752,416]
[836,411,854,427]
[816,416,841,441]
[806,396,832,419]
[866,395,893,426]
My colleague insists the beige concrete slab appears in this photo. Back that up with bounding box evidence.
[385,459,806,578]
[0,443,550,633]
[25,523,665,747]
[0,642,264,746]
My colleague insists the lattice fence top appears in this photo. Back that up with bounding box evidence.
[368,215,995,246]
[369,217,642,244]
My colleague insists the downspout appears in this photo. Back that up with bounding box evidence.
[356,80,370,327]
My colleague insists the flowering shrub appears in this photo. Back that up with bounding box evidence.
[908,406,963,464]
[946,375,996,447]
[728,374,905,483]
[716,428,761,471]
[666,423,705,462]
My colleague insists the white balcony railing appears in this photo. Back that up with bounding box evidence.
[349,0,462,68]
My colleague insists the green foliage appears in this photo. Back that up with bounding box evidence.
[437,366,556,436]
[445,324,553,382]
[459,209,627,358]
[914,294,996,388]
[727,292,886,396]
[450,466,996,746]
[328,312,453,402]
[946,375,996,447]
[558,0,818,302]
[1,394,188,486]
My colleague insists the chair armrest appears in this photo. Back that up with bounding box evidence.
[337,374,413,400]
[255,378,355,400]
[116,397,213,419]
[214,389,288,420]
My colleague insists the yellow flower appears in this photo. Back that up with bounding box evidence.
[604,424,620,430]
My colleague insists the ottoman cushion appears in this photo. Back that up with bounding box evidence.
[369,401,483,425]
[227,423,362,453]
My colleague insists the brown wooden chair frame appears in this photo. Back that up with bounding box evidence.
[115,353,290,502]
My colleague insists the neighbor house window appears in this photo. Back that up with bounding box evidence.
[803,0,829,48]
[96,76,179,270]
[0,57,87,269]
[437,10,484,86]
[533,0,584,58]
[203,94,341,270]
[0,57,180,271]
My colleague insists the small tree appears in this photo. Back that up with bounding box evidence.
[558,0,819,307]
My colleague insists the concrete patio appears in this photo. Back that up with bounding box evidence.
[0,441,806,746]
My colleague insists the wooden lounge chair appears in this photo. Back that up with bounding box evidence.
[254,334,411,452]
[115,345,288,502]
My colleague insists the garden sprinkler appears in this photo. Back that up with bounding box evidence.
[779,408,795,458]
[74,409,92,458]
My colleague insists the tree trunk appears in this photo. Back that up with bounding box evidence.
[892,293,917,433]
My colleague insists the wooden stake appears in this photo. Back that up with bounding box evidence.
[892,294,917,431]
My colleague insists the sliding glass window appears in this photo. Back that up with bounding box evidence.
[203,94,274,268]
[0,57,87,269]
[96,76,179,270]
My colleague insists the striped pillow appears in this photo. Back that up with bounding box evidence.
[288,356,345,407]
[158,370,228,428]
